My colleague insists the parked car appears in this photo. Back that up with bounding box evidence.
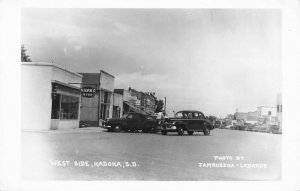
[224,125,233,129]
[214,120,222,128]
[245,123,257,131]
[161,110,214,136]
[233,119,247,130]
[257,124,271,133]
[102,112,157,132]
[270,125,282,134]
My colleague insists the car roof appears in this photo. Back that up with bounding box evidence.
[177,110,202,113]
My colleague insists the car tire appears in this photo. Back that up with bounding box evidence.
[162,130,167,135]
[113,125,122,132]
[142,129,150,133]
[203,128,210,136]
[188,131,194,135]
[178,127,184,136]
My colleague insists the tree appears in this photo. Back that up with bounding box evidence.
[21,45,32,62]
[155,99,164,113]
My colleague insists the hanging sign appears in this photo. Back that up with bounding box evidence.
[81,87,96,98]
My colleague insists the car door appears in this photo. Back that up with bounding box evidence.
[131,113,142,130]
[124,113,134,129]
[196,112,206,130]
[187,112,200,131]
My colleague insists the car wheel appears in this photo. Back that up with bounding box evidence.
[113,125,121,132]
[178,127,184,136]
[203,128,210,136]
[162,130,167,135]
[142,129,149,133]
[188,131,194,135]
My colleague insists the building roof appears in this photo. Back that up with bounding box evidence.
[100,70,115,78]
[22,62,82,78]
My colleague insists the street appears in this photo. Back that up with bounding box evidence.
[21,128,281,181]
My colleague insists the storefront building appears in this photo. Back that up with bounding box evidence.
[21,62,82,130]
[79,71,114,127]
[257,106,277,125]
[276,93,282,130]
[114,88,157,116]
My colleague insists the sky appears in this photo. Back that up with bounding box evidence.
[21,9,282,117]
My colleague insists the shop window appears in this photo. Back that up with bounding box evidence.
[51,94,61,119]
[60,95,79,119]
[100,90,111,120]
[51,94,79,119]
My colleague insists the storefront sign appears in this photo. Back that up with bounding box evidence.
[81,87,96,98]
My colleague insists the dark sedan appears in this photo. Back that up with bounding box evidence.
[102,112,157,133]
[161,110,214,136]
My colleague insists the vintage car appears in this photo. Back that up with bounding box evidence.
[232,119,247,131]
[270,125,282,134]
[161,110,214,136]
[102,112,157,133]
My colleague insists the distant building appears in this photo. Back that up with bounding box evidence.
[114,88,157,115]
[276,93,282,130]
[257,106,277,125]
[234,112,247,121]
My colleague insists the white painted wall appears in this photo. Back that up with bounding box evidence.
[22,64,52,130]
[22,62,82,131]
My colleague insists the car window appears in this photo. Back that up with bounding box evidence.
[145,116,153,120]
[122,114,128,118]
[176,112,183,118]
[193,113,199,118]
[198,113,205,119]
[132,114,140,119]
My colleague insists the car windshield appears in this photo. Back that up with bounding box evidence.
[121,114,129,118]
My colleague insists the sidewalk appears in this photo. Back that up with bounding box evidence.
[22,126,105,134]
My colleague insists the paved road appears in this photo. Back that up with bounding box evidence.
[21,128,281,181]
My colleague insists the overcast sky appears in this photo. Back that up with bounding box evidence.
[22,9,281,117]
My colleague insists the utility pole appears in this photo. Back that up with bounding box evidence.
[164,97,166,112]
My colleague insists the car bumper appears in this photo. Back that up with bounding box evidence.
[102,125,112,129]
[163,126,178,132]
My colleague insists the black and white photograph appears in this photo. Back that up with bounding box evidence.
[1,1,300,191]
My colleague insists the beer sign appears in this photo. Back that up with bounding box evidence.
[81,87,96,98]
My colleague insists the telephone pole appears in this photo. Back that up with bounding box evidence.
[164,97,166,112]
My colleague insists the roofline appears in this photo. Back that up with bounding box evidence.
[52,80,81,90]
[22,62,83,78]
[100,70,115,78]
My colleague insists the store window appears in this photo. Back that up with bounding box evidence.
[51,94,79,119]
[100,90,111,120]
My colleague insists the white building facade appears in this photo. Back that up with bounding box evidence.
[22,62,82,130]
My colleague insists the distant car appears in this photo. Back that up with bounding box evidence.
[233,119,247,131]
[102,112,157,133]
[245,123,257,131]
[161,110,214,136]
[224,125,233,129]
[214,120,222,128]
[257,124,271,133]
[270,125,282,134]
